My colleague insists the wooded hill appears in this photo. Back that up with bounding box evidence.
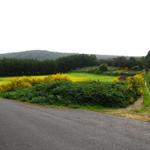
[0,50,117,60]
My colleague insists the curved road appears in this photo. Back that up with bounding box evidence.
[0,99,150,150]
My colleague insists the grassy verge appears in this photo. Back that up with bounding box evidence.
[137,71,150,115]
[135,87,150,114]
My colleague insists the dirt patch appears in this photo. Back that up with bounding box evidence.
[105,97,150,122]
[126,96,144,110]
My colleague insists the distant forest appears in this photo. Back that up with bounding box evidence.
[0,54,97,76]
[0,51,149,76]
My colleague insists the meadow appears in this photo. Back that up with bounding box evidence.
[0,72,117,85]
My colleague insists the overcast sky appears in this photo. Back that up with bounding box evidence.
[0,0,149,56]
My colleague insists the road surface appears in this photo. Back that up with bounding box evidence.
[0,99,150,150]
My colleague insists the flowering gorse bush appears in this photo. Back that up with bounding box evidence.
[51,73,71,81]
[0,74,71,92]
[0,77,49,91]
[127,73,144,96]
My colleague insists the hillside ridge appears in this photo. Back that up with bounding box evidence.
[0,50,118,60]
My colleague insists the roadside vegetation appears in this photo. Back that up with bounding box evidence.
[0,73,144,108]
[138,71,150,115]
[0,51,150,121]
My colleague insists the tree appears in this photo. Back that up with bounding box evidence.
[98,64,108,71]
[113,57,128,67]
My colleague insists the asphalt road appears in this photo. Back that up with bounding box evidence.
[0,99,150,150]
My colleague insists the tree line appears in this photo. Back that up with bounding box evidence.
[0,51,150,77]
[99,56,144,70]
[101,50,150,70]
[0,54,97,76]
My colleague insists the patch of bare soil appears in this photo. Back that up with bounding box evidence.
[126,96,144,110]
[107,97,150,122]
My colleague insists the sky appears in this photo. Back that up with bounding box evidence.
[0,0,150,56]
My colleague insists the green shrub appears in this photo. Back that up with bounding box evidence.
[98,64,108,72]
[51,73,71,81]
[131,66,141,71]
[127,73,144,97]
[1,79,143,108]
[0,76,51,92]
[31,96,48,104]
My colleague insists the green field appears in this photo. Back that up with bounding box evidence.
[0,73,117,85]
[67,73,117,82]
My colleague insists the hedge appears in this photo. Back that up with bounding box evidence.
[1,76,143,108]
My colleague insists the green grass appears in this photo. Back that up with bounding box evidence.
[67,72,118,82]
[136,88,150,114]
[137,72,150,115]
[145,71,150,87]
[143,87,150,107]
[0,73,117,85]
[143,71,150,107]
[0,77,16,84]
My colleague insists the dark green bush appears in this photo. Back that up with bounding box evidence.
[1,80,142,108]
[98,64,108,72]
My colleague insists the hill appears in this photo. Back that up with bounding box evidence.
[0,50,117,60]
[0,50,73,60]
